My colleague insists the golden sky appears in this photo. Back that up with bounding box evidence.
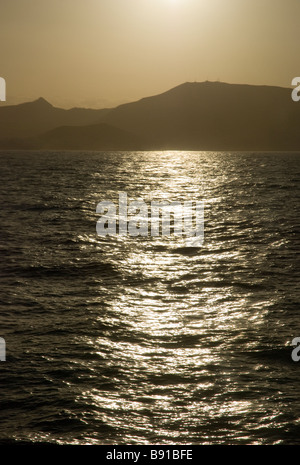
[0,0,299,108]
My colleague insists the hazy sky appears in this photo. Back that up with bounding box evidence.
[0,0,299,108]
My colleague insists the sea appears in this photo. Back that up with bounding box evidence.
[0,150,299,445]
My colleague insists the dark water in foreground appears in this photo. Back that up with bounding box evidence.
[0,150,299,445]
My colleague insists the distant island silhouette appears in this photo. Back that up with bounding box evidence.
[0,81,299,151]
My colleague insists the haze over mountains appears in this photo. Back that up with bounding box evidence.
[0,81,299,151]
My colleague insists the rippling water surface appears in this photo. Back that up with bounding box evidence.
[0,151,299,444]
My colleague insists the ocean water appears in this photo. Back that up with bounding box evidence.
[0,150,299,445]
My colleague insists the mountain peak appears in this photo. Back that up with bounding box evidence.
[32,97,53,107]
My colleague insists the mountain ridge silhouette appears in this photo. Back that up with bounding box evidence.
[0,81,299,150]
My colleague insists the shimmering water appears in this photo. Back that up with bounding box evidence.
[0,150,299,445]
